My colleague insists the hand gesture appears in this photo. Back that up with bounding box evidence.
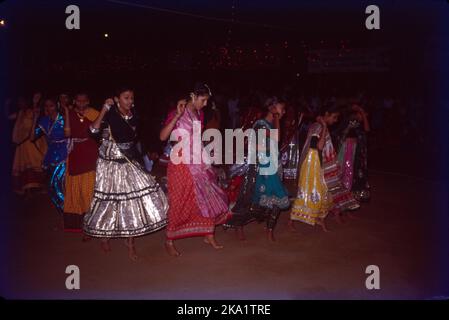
[317,116,326,127]
[103,98,114,111]
[353,103,367,114]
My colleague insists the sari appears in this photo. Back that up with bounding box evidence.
[165,108,230,240]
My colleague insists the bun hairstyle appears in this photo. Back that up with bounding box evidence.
[192,82,212,97]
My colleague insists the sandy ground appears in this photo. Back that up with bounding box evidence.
[1,147,448,299]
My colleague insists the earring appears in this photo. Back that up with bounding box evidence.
[131,103,135,108]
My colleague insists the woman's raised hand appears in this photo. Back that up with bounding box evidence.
[103,98,114,111]
[175,99,186,118]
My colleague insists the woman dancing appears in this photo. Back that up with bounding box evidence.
[12,94,47,196]
[335,103,371,202]
[160,83,230,257]
[31,97,68,213]
[224,97,290,241]
[63,92,99,233]
[290,104,360,231]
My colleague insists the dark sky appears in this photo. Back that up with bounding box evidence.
[0,0,448,96]
[0,0,444,67]
[0,0,448,152]
[1,0,445,45]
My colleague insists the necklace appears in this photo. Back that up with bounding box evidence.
[115,107,136,137]
[118,107,133,121]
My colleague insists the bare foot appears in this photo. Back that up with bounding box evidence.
[288,219,297,233]
[316,219,330,232]
[165,240,181,257]
[236,227,246,241]
[267,229,276,242]
[100,238,111,253]
[124,238,138,261]
[204,235,224,249]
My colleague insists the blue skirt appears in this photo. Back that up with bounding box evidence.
[252,164,290,210]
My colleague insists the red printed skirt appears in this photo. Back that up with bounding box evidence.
[166,162,229,240]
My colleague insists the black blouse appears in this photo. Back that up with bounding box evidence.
[103,106,139,143]
[99,106,141,161]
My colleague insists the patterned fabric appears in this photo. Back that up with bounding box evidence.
[36,113,67,168]
[35,113,68,213]
[164,106,230,239]
[291,148,331,225]
[252,119,290,210]
[12,110,46,193]
[166,162,229,240]
[335,119,370,201]
[225,118,289,228]
[167,107,229,219]
[83,127,168,238]
[299,122,359,212]
[280,111,303,180]
[224,164,260,227]
[351,124,370,201]
[338,138,357,191]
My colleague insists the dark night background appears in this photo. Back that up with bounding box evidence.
[0,0,448,300]
[1,0,447,152]
[0,0,444,98]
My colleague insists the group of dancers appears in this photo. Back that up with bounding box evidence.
[10,82,371,260]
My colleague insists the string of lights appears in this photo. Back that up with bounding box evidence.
[105,0,299,31]
[39,38,382,74]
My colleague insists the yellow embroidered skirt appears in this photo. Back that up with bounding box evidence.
[291,149,331,225]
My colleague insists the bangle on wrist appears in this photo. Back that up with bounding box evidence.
[89,125,99,134]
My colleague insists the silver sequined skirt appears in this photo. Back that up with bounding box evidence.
[83,139,169,237]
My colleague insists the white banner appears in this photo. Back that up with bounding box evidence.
[307,48,390,73]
